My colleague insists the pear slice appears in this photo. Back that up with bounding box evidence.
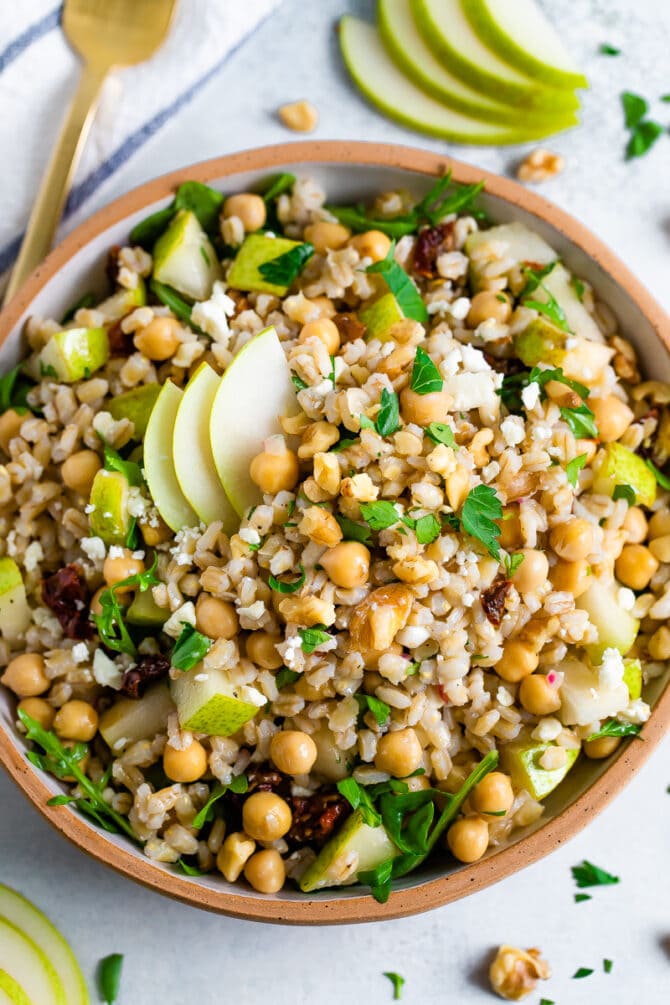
[227,234,304,296]
[108,383,160,438]
[38,327,109,383]
[576,579,640,665]
[0,969,31,1005]
[299,809,398,892]
[0,557,31,642]
[0,917,65,1005]
[153,210,222,302]
[144,380,198,532]
[339,18,575,145]
[209,326,297,517]
[0,886,88,1005]
[464,0,588,91]
[411,0,578,113]
[96,277,147,323]
[360,293,405,342]
[88,470,131,545]
[592,443,657,508]
[173,364,237,532]
[99,681,176,752]
[378,0,576,130]
[500,739,579,799]
[171,665,260,736]
[558,657,631,727]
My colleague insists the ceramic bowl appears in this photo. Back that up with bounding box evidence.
[1,141,669,924]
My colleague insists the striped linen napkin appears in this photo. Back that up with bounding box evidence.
[0,0,280,286]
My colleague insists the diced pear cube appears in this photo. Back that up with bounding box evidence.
[577,578,640,665]
[153,210,222,302]
[99,682,176,752]
[88,470,131,545]
[125,589,169,627]
[0,557,31,641]
[500,739,579,800]
[39,327,109,383]
[359,292,404,342]
[558,657,630,726]
[96,277,147,322]
[623,658,642,701]
[170,665,260,736]
[108,383,160,438]
[299,809,397,892]
[512,319,612,382]
[592,443,656,508]
[227,234,302,296]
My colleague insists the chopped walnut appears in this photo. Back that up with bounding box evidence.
[516,148,564,184]
[349,584,413,652]
[610,334,641,383]
[489,945,551,1000]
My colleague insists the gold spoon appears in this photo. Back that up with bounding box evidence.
[4,0,176,303]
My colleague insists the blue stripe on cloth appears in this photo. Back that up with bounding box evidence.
[0,5,62,75]
[0,4,278,278]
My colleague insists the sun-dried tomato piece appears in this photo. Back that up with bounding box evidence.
[412,222,455,277]
[42,564,94,639]
[246,766,289,795]
[120,654,170,698]
[287,791,351,848]
[332,312,366,343]
[106,318,135,358]
[481,578,512,628]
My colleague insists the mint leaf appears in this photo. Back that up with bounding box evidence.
[367,242,428,323]
[566,453,588,488]
[410,346,442,395]
[259,243,314,286]
[172,622,212,672]
[461,485,502,559]
[376,388,400,437]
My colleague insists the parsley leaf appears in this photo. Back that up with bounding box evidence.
[461,485,502,559]
[359,500,402,531]
[258,243,314,286]
[425,422,456,448]
[413,513,441,545]
[626,119,664,159]
[604,958,613,973]
[646,459,670,490]
[383,972,405,1000]
[539,1000,555,1005]
[571,859,620,888]
[520,262,570,333]
[93,556,160,657]
[275,667,301,689]
[335,514,372,543]
[662,94,670,103]
[560,402,598,438]
[269,563,306,594]
[355,693,391,726]
[410,346,443,395]
[171,622,212,672]
[575,893,592,903]
[376,388,400,437]
[566,453,588,488]
[573,967,594,979]
[587,720,642,741]
[600,43,621,55]
[98,953,124,1005]
[191,775,248,829]
[0,364,35,416]
[503,552,524,577]
[622,90,648,129]
[367,242,428,323]
[612,483,636,504]
[298,625,331,654]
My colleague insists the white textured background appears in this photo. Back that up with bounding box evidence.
[1,1,670,1002]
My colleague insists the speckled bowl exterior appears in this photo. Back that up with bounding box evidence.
[1,141,669,924]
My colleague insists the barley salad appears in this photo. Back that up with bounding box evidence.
[0,171,667,902]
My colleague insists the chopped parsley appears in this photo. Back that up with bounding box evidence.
[40,362,58,378]
[413,513,441,545]
[93,557,161,658]
[503,552,524,578]
[291,372,308,392]
[268,564,306,594]
[0,363,36,416]
[574,893,592,903]
[646,459,670,491]
[520,261,570,333]
[98,953,124,1005]
[171,622,212,672]
[410,346,443,395]
[560,402,598,438]
[587,720,642,741]
[355,693,391,726]
[599,42,621,55]
[604,958,613,974]
[367,242,428,323]
[425,422,456,448]
[335,514,372,543]
[376,388,400,437]
[571,859,620,888]
[566,453,588,488]
[103,443,143,487]
[573,967,594,979]
[359,500,403,531]
[383,972,405,1000]
[258,242,314,286]
[275,667,301,689]
[612,483,636,504]
[622,90,648,129]
[298,625,331,654]
[461,485,503,560]
[191,774,248,829]
[621,92,663,159]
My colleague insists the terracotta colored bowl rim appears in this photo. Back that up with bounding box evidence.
[1,141,669,925]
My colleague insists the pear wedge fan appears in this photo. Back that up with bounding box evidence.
[339,17,575,145]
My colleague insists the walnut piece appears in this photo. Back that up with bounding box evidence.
[349,584,413,652]
[516,148,564,184]
[489,945,551,1001]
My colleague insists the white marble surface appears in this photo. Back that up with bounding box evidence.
[2,1,670,1002]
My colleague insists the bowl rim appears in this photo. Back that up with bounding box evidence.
[1,139,669,925]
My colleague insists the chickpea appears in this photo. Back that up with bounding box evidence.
[244,848,285,894]
[0,408,24,454]
[622,506,648,544]
[467,290,511,328]
[1,653,49,698]
[549,558,590,597]
[304,221,351,254]
[647,510,670,540]
[242,792,292,842]
[400,387,451,427]
[18,697,54,730]
[498,507,522,550]
[511,549,549,593]
[195,595,238,640]
[249,445,299,494]
[519,674,561,716]
[583,735,622,759]
[103,549,144,592]
[61,449,101,497]
[447,816,489,863]
[590,395,634,443]
[298,318,340,355]
[471,772,514,816]
[320,541,371,589]
[615,544,659,591]
[374,728,423,778]
[349,230,392,263]
[649,534,670,563]
[270,730,317,775]
[134,317,181,361]
[53,700,98,742]
[495,640,539,683]
[217,832,256,882]
[222,193,267,233]
[139,514,173,547]
[549,518,594,561]
[163,739,208,783]
[246,631,283,670]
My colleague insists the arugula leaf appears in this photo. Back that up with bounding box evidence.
[260,172,296,202]
[573,967,594,979]
[626,119,664,159]
[130,202,178,247]
[383,972,405,1000]
[176,858,207,876]
[330,436,359,453]
[20,711,139,841]
[258,242,314,286]
[103,443,143,487]
[612,483,636,504]
[275,667,301,689]
[524,294,570,331]
[191,774,248,829]
[413,513,441,545]
[519,261,558,297]
[503,553,524,578]
[539,1000,555,1005]
[587,720,642,741]
[622,90,648,129]
[376,388,400,437]
[566,453,588,488]
[150,278,205,334]
[61,292,95,324]
[646,459,670,490]
[298,625,331,654]
[575,892,592,903]
[98,953,124,1005]
[425,422,456,448]
[174,181,224,233]
[560,402,598,438]
[325,205,419,239]
[335,514,372,543]
[268,563,306,594]
[359,500,402,531]
[355,693,391,726]
[93,556,160,657]
[571,859,620,888]
[461,485,502,559]
[171,622,212,672]
[410,346,442,395]
[367,242,428,324]
[358,858,394,904]
[415,171,485,224]
[0,364,35,416]
[600,43,621,55]
[337,778,382,828]
[520,262,570,332]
